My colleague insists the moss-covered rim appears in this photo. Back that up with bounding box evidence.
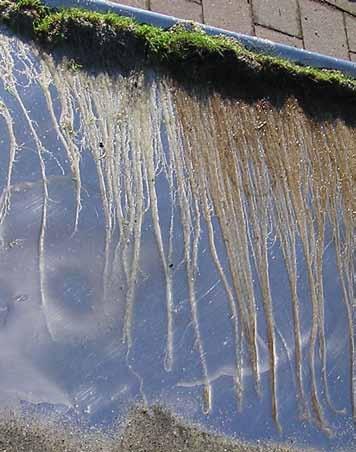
[1,0,356,101]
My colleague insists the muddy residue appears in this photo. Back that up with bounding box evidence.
[0,407,313,452]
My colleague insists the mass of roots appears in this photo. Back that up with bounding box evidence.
[0,34,354,433]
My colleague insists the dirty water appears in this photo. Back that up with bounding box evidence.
[0,27,354,451]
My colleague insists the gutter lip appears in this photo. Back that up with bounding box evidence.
[43,0,356,78]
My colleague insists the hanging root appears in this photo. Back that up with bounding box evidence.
[0,101,17,224]
[0,32,354,432]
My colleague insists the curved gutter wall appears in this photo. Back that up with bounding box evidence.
[43,0,356,77]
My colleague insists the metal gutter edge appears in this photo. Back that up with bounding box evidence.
[43,0,356,77]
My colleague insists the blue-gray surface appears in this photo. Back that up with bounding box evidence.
[0,26,354,452]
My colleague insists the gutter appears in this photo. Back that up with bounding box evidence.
[42,0,356,77]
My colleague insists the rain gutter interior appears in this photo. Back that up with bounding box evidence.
[42,0,356,77]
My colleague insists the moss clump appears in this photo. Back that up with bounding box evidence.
[0,0,356,109]
[0,0,50,35]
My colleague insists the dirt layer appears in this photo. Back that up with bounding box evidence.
[0,406,312,452]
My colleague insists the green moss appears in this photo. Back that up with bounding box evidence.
[0,0,356,105]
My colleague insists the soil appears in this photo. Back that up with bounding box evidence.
[0,406,312,452]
